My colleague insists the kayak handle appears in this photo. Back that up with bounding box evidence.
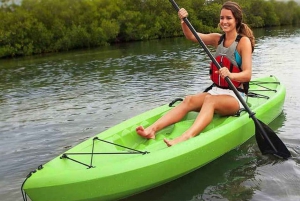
[169,98,183,107]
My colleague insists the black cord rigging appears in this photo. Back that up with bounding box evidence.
[60,137,149,168]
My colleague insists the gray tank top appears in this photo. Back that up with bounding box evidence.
[215,34,242,68]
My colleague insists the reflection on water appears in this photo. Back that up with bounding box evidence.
[1,27,300,201]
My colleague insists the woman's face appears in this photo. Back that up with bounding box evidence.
[219,9,237,32]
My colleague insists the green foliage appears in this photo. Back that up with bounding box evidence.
[1,0,300,58]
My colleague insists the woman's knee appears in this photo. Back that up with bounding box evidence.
[182,95,194,107]
[203,94,215,106]
[182,94,207,109]
[204,95,239,115]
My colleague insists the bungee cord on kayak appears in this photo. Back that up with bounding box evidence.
[60,137,149,168]
[20,138,149,201]
[247,80,281,99]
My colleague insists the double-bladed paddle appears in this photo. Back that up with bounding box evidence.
[169,0,291,159]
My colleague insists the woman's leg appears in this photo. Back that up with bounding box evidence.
[136,93,209,139]
[164,94,240,146]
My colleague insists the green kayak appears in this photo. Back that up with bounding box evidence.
[22,75,286,201]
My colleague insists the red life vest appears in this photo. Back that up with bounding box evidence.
[210,35,242,89]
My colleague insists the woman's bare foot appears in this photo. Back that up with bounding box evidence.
[164,134,191,147]
[164,138,181,147]
[163,138,175,147]
[136,126,155,139]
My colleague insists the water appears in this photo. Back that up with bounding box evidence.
[1,26,300,201]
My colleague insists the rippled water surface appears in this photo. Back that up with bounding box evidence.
[1,27,300,201]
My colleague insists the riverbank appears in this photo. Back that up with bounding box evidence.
[1,0,300,58]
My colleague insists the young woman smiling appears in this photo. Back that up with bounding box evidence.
[136,1,255,146]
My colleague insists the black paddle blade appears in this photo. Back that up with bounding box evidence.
[255,119,291,159]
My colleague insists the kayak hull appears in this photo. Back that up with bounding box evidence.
[23,75,286,201]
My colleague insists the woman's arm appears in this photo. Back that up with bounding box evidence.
[179,8,221,47]
[229,37,252,82]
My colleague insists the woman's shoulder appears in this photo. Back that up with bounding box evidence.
[237,36,252,52]
[204,33,222,47]
[238,36,251,45]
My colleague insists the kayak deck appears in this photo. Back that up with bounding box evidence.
[22,75,286,201]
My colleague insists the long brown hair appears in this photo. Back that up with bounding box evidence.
[221,1,255,52]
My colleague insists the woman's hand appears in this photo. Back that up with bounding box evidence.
[178,8,188,22]
[216,67,232,79]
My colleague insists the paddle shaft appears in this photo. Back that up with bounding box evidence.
[169,0,279,153]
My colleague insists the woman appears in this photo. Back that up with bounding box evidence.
[136,1,255,146]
